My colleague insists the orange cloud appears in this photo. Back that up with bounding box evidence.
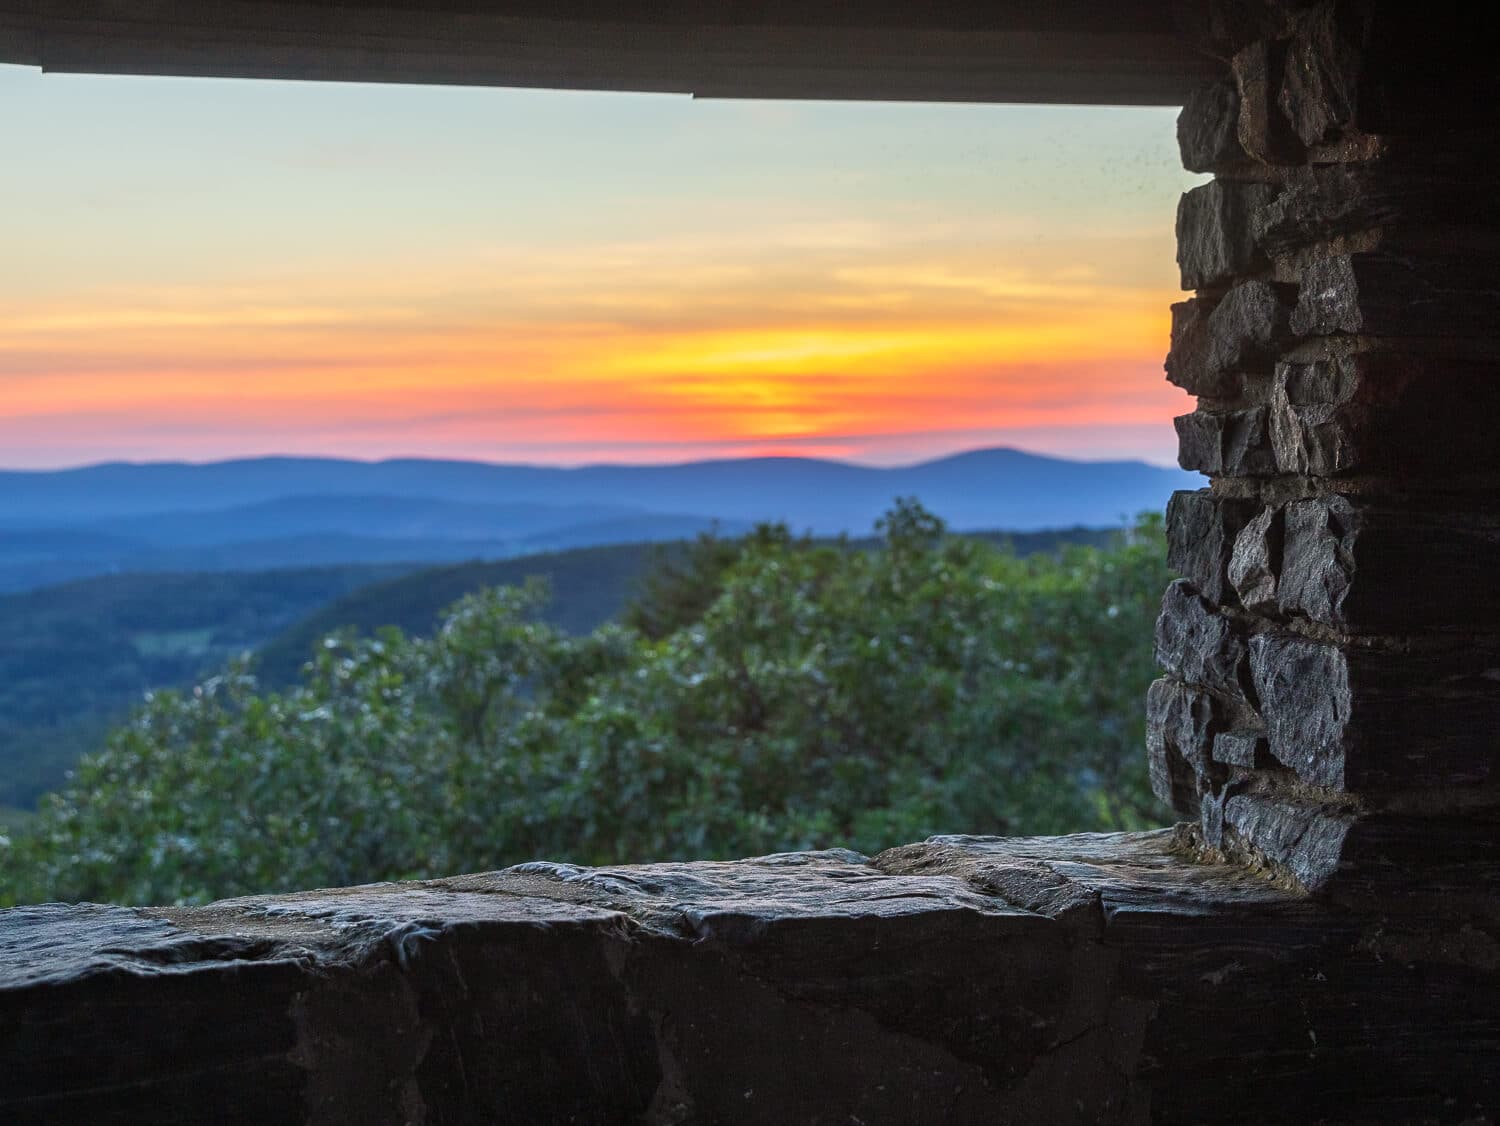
[1,220,1185,466]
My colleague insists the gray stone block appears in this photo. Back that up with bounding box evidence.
[1278,1,1362,147]
[1267,356,1359,475]
[1274,497,1356,625]
[1270,350,1500,477]
[1228,505,1280,615]
[1255,163,1499,258]
[1164,298,1237,398]
[1250,632,1500,791]
[1165,282,1293,398]
[1220,791,1354,891]
[1177,180,1276,291]
[1176,406,1276,476]
[1147,677,1220,815]
[1226,494,1500,633]
[1212,729,1269,770]
[1178,78,1245,172]
[1231,38,1305,165]
[1154,579,1251,700]
[1167,490,1259,607]
[1292,248,1500,341]
[1207,279,1294,370]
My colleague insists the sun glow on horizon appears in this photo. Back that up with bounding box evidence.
[0,67,1203,470]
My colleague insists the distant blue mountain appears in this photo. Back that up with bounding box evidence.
[1,447,1197,534]
[88,495,648,548]
[0,528,148,563]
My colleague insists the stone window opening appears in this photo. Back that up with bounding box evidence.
[2,4,1498,1123]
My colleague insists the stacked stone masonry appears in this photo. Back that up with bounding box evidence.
[10,833,1500,1125]
[1152,0,1500,905]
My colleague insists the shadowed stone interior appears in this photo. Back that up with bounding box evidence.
[4,2,1500,1121]
[10,831,1499,1125]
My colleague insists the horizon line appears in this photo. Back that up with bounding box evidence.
[0,442,1188,476]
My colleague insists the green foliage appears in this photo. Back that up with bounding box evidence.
[623,523,812,640]
[620,521,1121,642]
[254,542,662,688]
[0,503,1173,907]
[0,564,418,807]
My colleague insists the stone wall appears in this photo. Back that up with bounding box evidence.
[1150,0,1500,912]
[8,832,1500,1124]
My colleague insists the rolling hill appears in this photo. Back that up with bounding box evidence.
[0,562,419,806]
[255,525,1120,686]
[2,447,1197,532]
[0,524,1123,809]
[253,541,665,686]
[0,447,1195,593]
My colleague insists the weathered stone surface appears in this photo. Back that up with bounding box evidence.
[876,830,1307,939]
[1217,791,1354,890]
[1215,793,1500,920]
[1165,298,1235,398]
[1166,282,1293,399]
[1177,179,1277,290]
[1154,579,1251,700]
[1177,77,1245,172]
[1212,728,1269,770]
[1269,350,1500,477]
[1175,406,1275,476]
[1231,38,1303,165]
[0,834,1355,1126]
[0,904,335,1124]
[1146,677,1221,815]
[1255,163,1500,258]
[1250,632,1500,791]
[1291,247,1500,340]
[1256,165,1382,257]
[10,834,1500,1124]
[1165,489,1500,637]
[0,853,1090,1125]
[1291,252,1362,335]
[1267,353,1360,474]
[1165,297,1211,392]
[1167,489,1259,607]
[1227,504,1280,614]
[1207,278,1294,369]
[1249,634,1350,790]
[1223,494,1500,633]
[1273,496,1355,625]
[1278,0,1362,147]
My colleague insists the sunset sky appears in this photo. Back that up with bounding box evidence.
[0,65,1202,469]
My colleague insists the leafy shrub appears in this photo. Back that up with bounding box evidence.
[0,502,1172,906]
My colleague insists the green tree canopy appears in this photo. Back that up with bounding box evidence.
[1,502,1172,907]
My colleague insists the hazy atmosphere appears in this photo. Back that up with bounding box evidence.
[1,64,1200,469]
[3,65,1196,910]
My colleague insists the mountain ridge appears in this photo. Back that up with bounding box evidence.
[1,446,1198,532]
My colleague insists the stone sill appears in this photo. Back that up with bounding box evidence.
[3,829,1495,1124]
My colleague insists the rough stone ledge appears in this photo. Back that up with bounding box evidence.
[5,830,1499,1125]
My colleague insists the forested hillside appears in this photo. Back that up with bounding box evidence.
[1,505,1171,907]
[253,541,664,686]
[0,526,1119,811]
[254,525,1116,686]
[0,564,417,806]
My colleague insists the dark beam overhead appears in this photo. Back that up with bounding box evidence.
[0,1,1216,105]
